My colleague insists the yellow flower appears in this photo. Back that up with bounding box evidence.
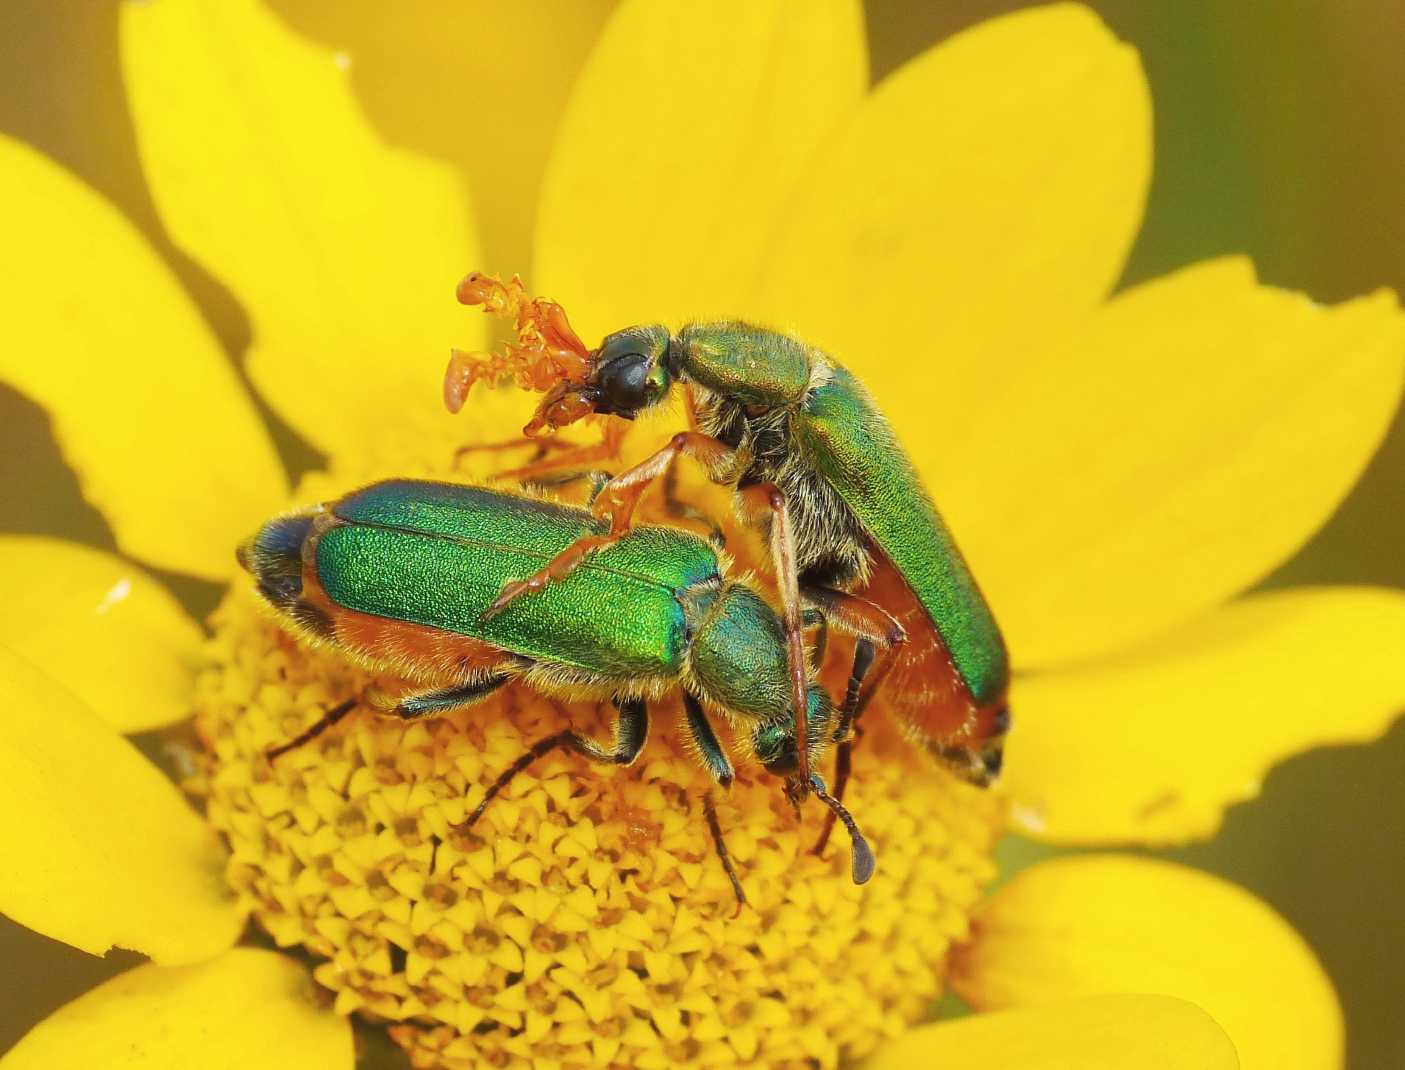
[2,2,1403,1069]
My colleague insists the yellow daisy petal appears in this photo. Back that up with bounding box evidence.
[535,0,868,342]
[944,258,1405,667]
[120,0,487,462]
[0,136,285,581]
[0,647,241,964]
[0,536,203,733]
[0,949,351,1070]
[756,4,1149,400]
[271,1,614,273]
[864,994,1239,1070]
[1003,586,1405,844]
[952,856,1342,1070]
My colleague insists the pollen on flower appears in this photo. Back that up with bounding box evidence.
[192,462,1003,1070]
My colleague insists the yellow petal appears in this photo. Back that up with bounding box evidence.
[535,0,868,343]
[951,856,1342,1070]
[0,949,351,1070]
[865,995,1238,1070]
[121,0,490,462]
[0,537,203,733]
[939,258,1405,667]
[756,4,1150,406]
[0,647,241,964]
[0,136,285,580]
[270,1,614,274]
[1003,586,1405,844]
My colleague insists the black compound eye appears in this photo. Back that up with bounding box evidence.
[591,326,671,416]
[596,353,653,412]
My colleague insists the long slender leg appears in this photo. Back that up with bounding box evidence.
[481,431,737,621]
[802,587,905,856]
[518,468,613,506]
[269,672,519,762]
[703,794,747,911]
[682,691,735,788]
[738,483,812,788]
[454,697,649,830]
[266,698,357,761]
[453,434,576,468]
[493,419,629,483]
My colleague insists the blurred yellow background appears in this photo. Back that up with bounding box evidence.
[1,3,1401,1066]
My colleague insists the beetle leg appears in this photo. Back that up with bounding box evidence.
[738,482,812,791]
[802,586,906,736]
[492,418,630,483]
[455,697,650,832]
[800,586,905,856]
[570,696,650,764]
[480,530,626,622]
[681,691,735,788]
[482,431,737,620]
[519,468,614,506]
[387,672,513,720]
[266,698,357,762]
[452,434,577,470]
[703,794,747,912]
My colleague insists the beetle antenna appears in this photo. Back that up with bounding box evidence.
[808,774,875,884]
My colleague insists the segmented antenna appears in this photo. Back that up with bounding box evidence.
[809,774,876,884]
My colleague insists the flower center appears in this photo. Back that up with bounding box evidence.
[194,460,1003,1069]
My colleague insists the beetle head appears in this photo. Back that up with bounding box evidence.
[588,325,673,418]
[750,684,833,778]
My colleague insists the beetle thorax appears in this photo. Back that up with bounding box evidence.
[692,381,872,590]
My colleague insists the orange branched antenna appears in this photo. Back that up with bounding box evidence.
[445,273,593,423]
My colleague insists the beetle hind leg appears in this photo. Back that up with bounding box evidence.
[454,697,650,832]
[386,672,512,720]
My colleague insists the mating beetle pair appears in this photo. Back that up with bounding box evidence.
[240,478,875,902]
[447,275,1010,852]
[245,272,1010,902]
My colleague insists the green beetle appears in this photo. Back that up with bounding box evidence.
[238,478,874,897]
[449,275,1010,852]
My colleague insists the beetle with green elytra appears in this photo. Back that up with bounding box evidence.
[238,477,875,901]
[447,274,1010,853]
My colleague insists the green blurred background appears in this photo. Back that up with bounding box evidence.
[1,2,1402,1066]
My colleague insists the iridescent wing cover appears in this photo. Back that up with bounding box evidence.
[792,364,1009,731]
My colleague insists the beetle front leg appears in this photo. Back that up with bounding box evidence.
[681,691,736,788]
[481,431,737,621]
[492,418,630,484]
